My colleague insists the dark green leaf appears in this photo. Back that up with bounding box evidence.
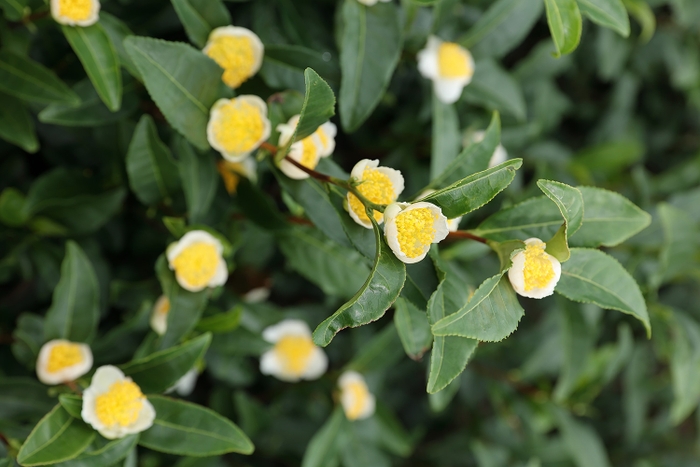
[394,297,432,360]
[301,407,345,467]
[0,91,38,152]
[236,178,288,231]
[265,44,340,83]
[0,378,54,421]
[0,50,79,105]
[195,307,242,333]
[656,203,699,285]
[11,314,44,369]
[555,409,612,467]
[171,0,231,48]
[462,60,526,121]
[537,179,584,262]
[174,136,218,223]
[545,0,583,56]
[578,0,630,37]
[0,0,26,21]
[473,196,562,242]
[53,435,139,467]
[100,13,140,79]
[0,187,28,227]
[431,98,461,180]
[58,394,83,419]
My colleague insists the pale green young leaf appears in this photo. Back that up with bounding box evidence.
[171,0,231,48]
[537,179,584,262]
[140,396,254,455]
[301,407,346,467]
[338,0,402,132]
[53,435,139,467]
[62,23,122,111]
[545,0,583,57]
[394,297,432,361]
[0,50,79,105]
[431,98,460,180]
[17,406,95,467]
[124,36,225,150]
[0,91,38,153]
[578,0,630,37]
[462,60,526,121]
[623,0,655,43]
[555,248,651,337]
[174,137,218,224]
[126,115,181,206]
[422,159,522,219]
[44,241,100,343]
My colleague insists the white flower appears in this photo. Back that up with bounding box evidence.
[276,115,325,180]
[416,189,462,232]
[470,130,508,168]
[384,202,449,264]
[217,158,257,194]
[166,368,198,396]
[417,35,475,104]
[260,319,327,382]
[338,371,376,421]
[507,238,562,299]
[51,0,100,27]
[356,0,391,5]
[207,96,271,162]
[150,295,170,336]
[36,339,92,385]
[166,230,228,292]
[203,26,264,89]
[315,121,337,157]
[346,159,405,229]
[243,286,271,304]
[81,365,156,440]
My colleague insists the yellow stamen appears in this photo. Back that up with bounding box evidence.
[274,335,315,375]
[95,381,145,428]
[172,242,219,289]
[46,343,83,373]
[217,161,246,194]
[157,299,170,316]
[58,0,93,21]
[211,100,265,155]
[395,208,437,258]
[523,243,555,291]
[206,35,256,88]
[349,169,396,224]
[344,381,370,420]
[316,128,330,151]
[298,137,319,169]
[438,42,471,78]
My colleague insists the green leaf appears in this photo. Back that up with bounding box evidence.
[11,314,44,369]
[44,241,100,343]
[473,196,564,242]
[139,396,254,456]
[431,98,461,180]
[340,423,391,467]
[174,136,218,224]
[0,49,79,105]
[553,303,595,402]
[338,0,402,132]
[0,378,54,421]
[124,36,226,150]
[537,180,584,262]
[669,311,700,424]
[577,0,630,37]
[301,407,346,467]
[264,45,340,83]
[195,307,242,333]
[17,405,95,467]
[555,409,612,467]
[431,272,524,342]
[0,91,38,153]
[0,187,28,227]
[656,203,699,285]
[312,217,406,347]
[462,60,526,121]
[344,323,405,374]
[0,0,27,21]
[126,115,181,206]
[53,435,139,467]
[622,0,655,43]
[429,377,460,413]
[555,248,651,337]
[570,186,651,247]
[62,24,122,111]
[429,111,501,189]
[394,297,432,360]
[402,260,440,310]
[121,333,211,393]
[236,178,288,231]
[58,394,83,419]
[171,0,231,48]
[544,0,583,57]
[278,226,370,299]
[422,159,522,219]
[99,13,140,79]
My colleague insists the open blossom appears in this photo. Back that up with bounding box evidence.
[507,238,562,299]
[36,339,92,385]
[203,26,264,89]
[417,189,462,232]
[339,371,376,421]
[384,202,449,264]
[217,158,257,195]
[150,295,170,336]
[166,368,199,396]
[356,0,391,5]
[417,36,475,104]
[82,366,155,439]
[260,319,327,382]
[51,0,100,26]
[207,96,271,162]
[276,116,332,179]
[166,230,228,292]
[469,131,509,168]
[346,159,404,229]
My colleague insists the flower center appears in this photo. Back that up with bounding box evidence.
[299,137,319,169]
[171,242,219,289]
[47,343,83,373]
[395,208,437,258]
[212,100,265,154]
[316,128,330,151]
[349,169,395,224]
[274,335,315,376]
[206,35,256,88]
[58,0,93,21]
[94,381,145,428]
[344,381,370,420]
[438,42,471,78]
[157,299,170,316]
[523,243,555,291]
[218,161,245,194]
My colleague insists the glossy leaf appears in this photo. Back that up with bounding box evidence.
[0,378,54,421]
[171,0,231,48]
[17,405,95,466]
[301,407,346,467]
[58,394,83,419]
[422,159,522,219]
[394,297,432,361]
[0,50,79,105]
[62,24,122,111]
[53,435,138,467]
[555,248,651,337]
[124,36,225,150]
[126,115,181,206]
[545,0,583,56]
[265,45,340,83]
[578,0,630,37]
[431,98,460,180]
[338,0,402,132]
[44,241,100,343]
[0,91,38,153]
[537,179,584,262]
[462,60,526,121]
[195,307,242,333]
[473,196,566,242]
[139,396,254,456]
[174,137,218,224]
[312,217,406,347]
[100,13,140,78]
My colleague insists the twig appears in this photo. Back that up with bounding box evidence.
[447,231,488,244]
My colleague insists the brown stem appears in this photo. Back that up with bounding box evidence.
[447,231,488,244]
[8,10,49,29]
[260,142,278,154]
[65,381,81,394]
[283,155,335,184]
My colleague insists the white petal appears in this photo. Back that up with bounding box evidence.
[447,216,462,232]
[417,36,441,80]
[488,145,508,168]
[338,370,364,388]
[150,296,169,336]
[415,189,435,201]
[259,350,283,377]
[277,135,322,180]
[243,287,271,303]
[173,369,199,396]
[350,159,378,180]
[317,121,337,157]
[346,192,374,230]
[302,347,328,380]
[209,257,229,288]
[51,0,100,26]
[433,78,467,105]
[261,319,312,343]
[36,340,93,385]
[81,365,126,432]
[507,238,561,299]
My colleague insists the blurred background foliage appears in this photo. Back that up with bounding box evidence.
[1,0,700,466]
